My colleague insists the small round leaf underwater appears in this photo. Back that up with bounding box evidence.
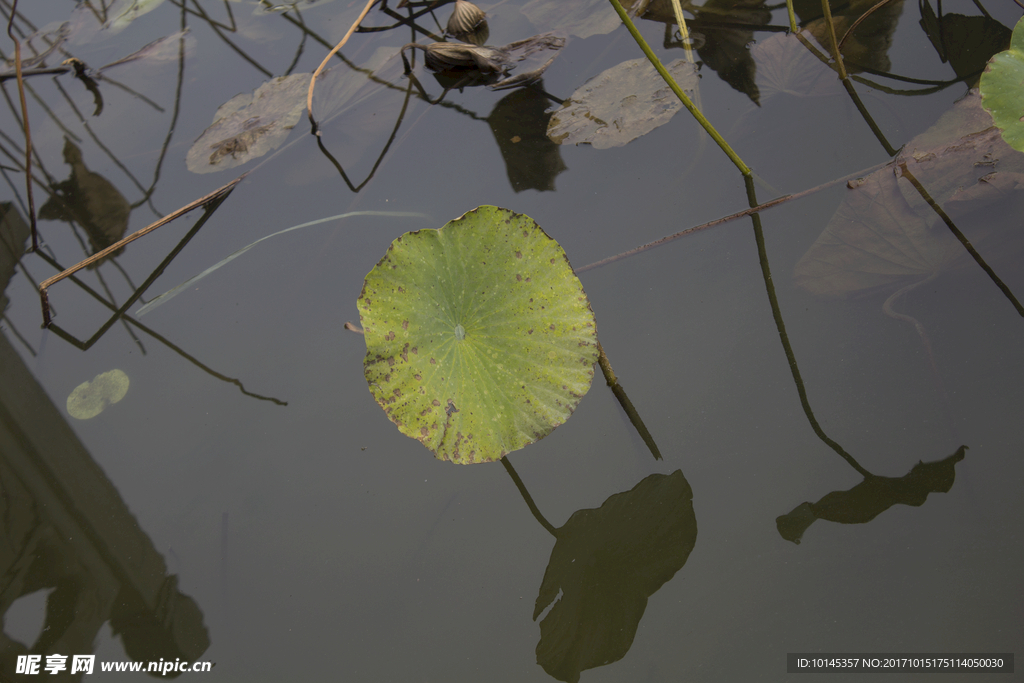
[357,206,598,464]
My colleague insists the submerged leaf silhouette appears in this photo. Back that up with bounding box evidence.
[751,33,844,102]
[534,470,696,683]
[523,0,647,39]
[104,0,166,33]
[794,91,1024,297]
[186,73,312,174]
[547,58,697,149]
[98,29,196,71]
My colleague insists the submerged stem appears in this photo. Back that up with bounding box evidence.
[820,0,848,80]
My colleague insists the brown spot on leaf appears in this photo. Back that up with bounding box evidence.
[515,251,522,259]
[421,427,429,436]
[402,320,409,330]
[516,274,522,282]
[528,329,533,334]
[415,374,422,381]
[432,399,441,406]
[430,358,437,364]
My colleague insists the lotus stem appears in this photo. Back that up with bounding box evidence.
[606,0,751,177]
[820,0,848,80]
[596,342,662,460]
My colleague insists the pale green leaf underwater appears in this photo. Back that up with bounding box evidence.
[358,206,598,464]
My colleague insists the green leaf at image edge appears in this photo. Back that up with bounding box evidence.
[981,15,1024,153]
[358,206,598,464]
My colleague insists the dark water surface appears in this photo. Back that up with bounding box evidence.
[2,1,1022,681]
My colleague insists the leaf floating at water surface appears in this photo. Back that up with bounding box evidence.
[981,16,1024,154]
[186,73,312,174]
[547,58,698,149]
[67,369,130,420]
[358,206,599,464]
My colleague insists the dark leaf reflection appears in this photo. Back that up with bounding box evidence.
[526,469,696,683]
[777,446,967,544]
[0,335,210,680]
[486,82,567,192]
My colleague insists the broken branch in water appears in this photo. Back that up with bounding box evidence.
[306,0,379,135]
[38,175,245,326]
[578,161,888,273]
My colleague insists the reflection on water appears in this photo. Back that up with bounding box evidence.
[0,0,1022,679]
[777,446,967,544]
[0,333,209,680]
[532,470,696,683]
[505,459,696,683]
[38,138,130,265]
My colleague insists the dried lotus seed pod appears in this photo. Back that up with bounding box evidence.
[447,0,486,35]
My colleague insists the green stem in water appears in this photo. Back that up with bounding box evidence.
[743,176,871,478]
[597,342,663,461]
[606,0,752,178]
[785,0,799,33]
[820,0,848,80]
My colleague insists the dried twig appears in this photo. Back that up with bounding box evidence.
[5,0,37,250]
[577,161,888,273]
[38,175,245,326]
[306,0,379,135]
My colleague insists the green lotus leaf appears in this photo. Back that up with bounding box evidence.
[66,369,130,420]
[357,206,598,464]
[981,16,1024,153]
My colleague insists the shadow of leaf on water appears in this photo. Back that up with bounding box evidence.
[532,470,696,683]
